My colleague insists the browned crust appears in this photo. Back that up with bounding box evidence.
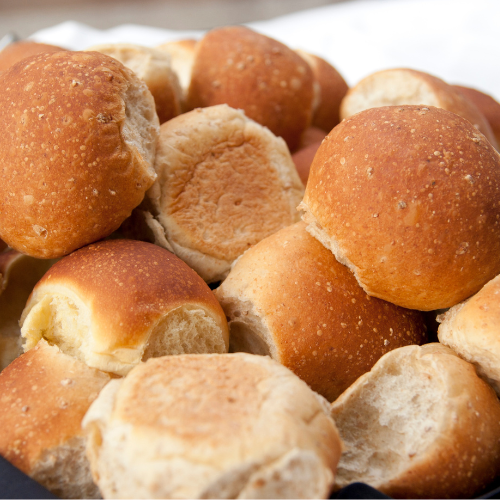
[453,85,500,148]
[22,239,228,351]
[0,50,158,258]
[0,41,65,72]
[0,339,110,474]
[302,105,500,310]
[216,222,427,402]
[292,139,323,185]
[187,26,314,151]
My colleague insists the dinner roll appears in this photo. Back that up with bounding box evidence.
[0,339,110,498]
[296,50,348,133]
[20,239,229,376]
[87,43,182,124]
[438,273,500,396]
[340,68,497,148]
[453,84,500,148]
[0,50,159,258]
[292,139,322,185]
[215,222,427,402]
[0,41,64,72]
[130,104,304,283]
[187,26,315,151]
[299,105,500,311]
[0,250,56,370]
[82,353,342,499]
[331,343,500,499]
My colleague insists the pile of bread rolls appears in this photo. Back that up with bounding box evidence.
[1,25,500,500]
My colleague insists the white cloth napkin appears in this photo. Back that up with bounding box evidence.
[30,0,500,101]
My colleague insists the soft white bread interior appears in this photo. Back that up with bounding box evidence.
[331,343,500,499]
[0,250,56,370]
[130,104,304,283]
[20,239,229,376]
[438,273,500,396]
[0,339,110,498]
[82,353,342,499]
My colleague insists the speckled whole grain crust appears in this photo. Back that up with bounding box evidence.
[340,68,498,149]
[300,105,500,311]
[215,222,427,402]
[187,26,315,152]
[136,104,304,283]
[20,239,229,376]
[0,340,110,498]
[331,344,500,499]
[82,353,343,499]
[0,50,159,259]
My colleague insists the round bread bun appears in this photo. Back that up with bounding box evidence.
[156,38,197,110]
[20,239,229,376]
[296,50,348,133]
[82,352,342,499]
[437,273,500,396]
[0,50,159,259]
[331,343,500,498]
[453,84,500,148]
[298,126,327,149]
[292,139,323,186]
[0,41,65,72]
[87,43,182,124]
[0,339,110,498]
[340,68,498,149]
[299,105,500,311]
[129,104,304,283]
[186,26,315,152]
[215,222,427,402]
[0,250,56,370]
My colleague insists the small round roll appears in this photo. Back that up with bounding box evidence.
[215,222,427,402]
[87,43,182,124]
[331,343,500,499]
[299,105,500,311]
[20,239,229,376]
[82,353,343,499]
[0,50,159,258]
[187,26,315,151]
[0,41,64,72]
[131,104,304,283]
[438,273,500,396]
[340,68,498,148]
[0,339,110,498]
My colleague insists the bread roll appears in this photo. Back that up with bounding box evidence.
[299,105,500,311]
[296,50,348,133]
[0,41,64,72]
[215,222,427,402]
[187,26,315,151]
[340,68,497,148]
[331,343,500,498]
[453,84,500,148]
[292,139,322,185]
[0,50,159,258]
[20,239,229,376]
[130,104,304,283]
[0,250,56,370]
[0,339,110,498]
[438,273,500,396]
[82,353,342,499]
[87,43,182,124]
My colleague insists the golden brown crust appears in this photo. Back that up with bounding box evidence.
[292,139,322,185]
[0,50,159,258]
[215,222,427,402]
[453,85,500,148]
[187,26,314,151]
[20,239,229,373]
[0,339,110,477]
[0,41,65,72]
[301,105,500,311]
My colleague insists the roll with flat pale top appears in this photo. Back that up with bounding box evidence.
[299,105,500,311]
[0,50,159,259]
[82,353,343,499]
[20,239,229,376]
